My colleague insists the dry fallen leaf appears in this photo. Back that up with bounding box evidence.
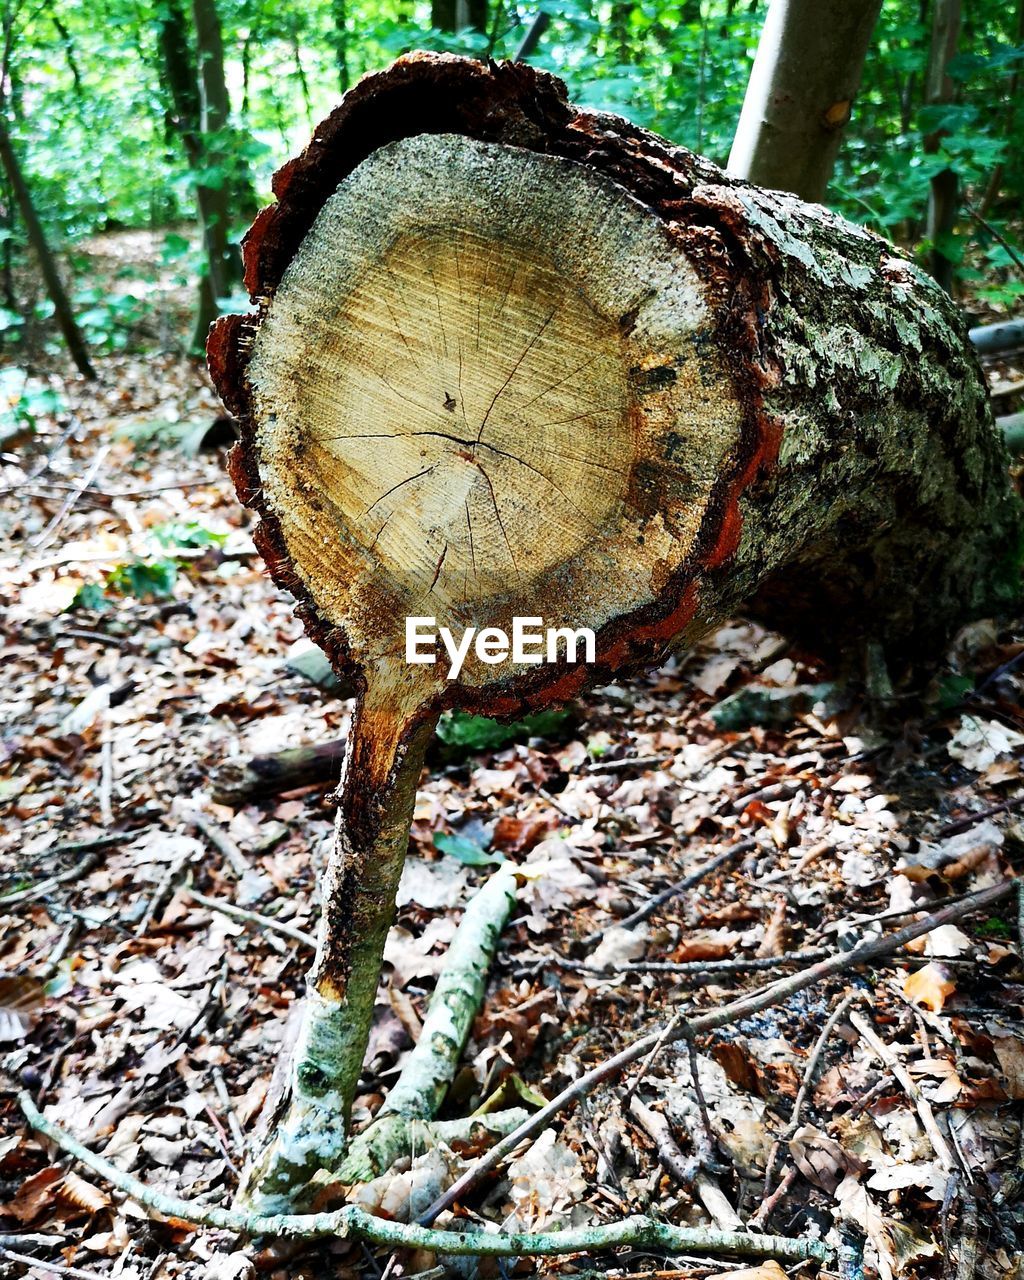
[0,974,47,1043]
[756,897,788,957]
[903,962,956,1012]
[993,1035,1024,1099]
[707,1264,789,1280]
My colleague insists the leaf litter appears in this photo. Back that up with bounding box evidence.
[0,352,1022,1279]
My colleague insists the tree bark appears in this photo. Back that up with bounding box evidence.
[158,0,249,354]
[431,0,487,32]
[0,114,95,379]
[727,0,882,203]
[208,52,1021,1210]
[978,0,1024,219]
[923,0,961,293]
[237,691,438,1210]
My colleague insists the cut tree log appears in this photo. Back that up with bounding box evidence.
[208,52,1022,1214]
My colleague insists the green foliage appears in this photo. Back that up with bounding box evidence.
[436,707,574,752]
[432,831,503,865]
[71,556,178,608]
[933,673,974,712]
[0,370,65,437]
[2,0,1022,356]
[105,556,179,599]
[151,520,228,549]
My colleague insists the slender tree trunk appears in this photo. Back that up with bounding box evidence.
[0,114,94,379]
[191,0,246,348]
[330,0,349,92]
[237,693,438,1209]
[727,0,883,203]
[513,11,548,61]
[978,0,1024,219]
[923,0,961,293]
[431,0,487,31]
[159,0,250,353]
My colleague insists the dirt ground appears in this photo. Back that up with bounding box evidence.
[1,235,1023,1280]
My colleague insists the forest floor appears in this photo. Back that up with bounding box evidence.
[1,239,1024,1280]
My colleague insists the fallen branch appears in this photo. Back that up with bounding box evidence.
[849,1009,956,1171]
[16,1092,829,1262]
[210,739,347,806]
[420,879,1013,1225]
[187,889,317,949]
[1,1248,101,1279]
[336,862,523,1182]
[937,793,1024,837]
[186,810,253,878]
[629,1097,741,1231]
[580,837,758,943]
[1,853,103,908]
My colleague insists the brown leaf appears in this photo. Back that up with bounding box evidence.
[0,974,47,1043]
[713,1041,760,1094]
[669,933,739,962]
[708,1264,789,1280]
[58,1170,111,1215]
[491,814,557,854]
[2,1166,64,1223]
[903,962,956,1012]
[756,897,788,958]
[993,1035,1024,1100]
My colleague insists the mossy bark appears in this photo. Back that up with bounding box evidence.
[239,689,438,1212]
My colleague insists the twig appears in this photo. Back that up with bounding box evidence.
[749,1166,797,1231]
[31,444,110,550]
[954,1182,978,1280]
[584,754,671,775]
[0,1235,65,1249]
[186,810,253,878]
[1,1249,103,1278]
[187,889,317,949]
[686,1039,718,1169]
[419,880,1013,1225]
[518,948,832,979]
[628,1098,741,1231]
[965,200,1024,277]
[759,989,867,1205]
[0,852,102,907]
[1017,881,1024,966]
[212,1066,247,1152]
[581,837,757,942]
[849,1010,956,1171]
[16,1092,829,1263]
[136,846,196,936]
[937,793,1024,836]
[622,1008,689,1106]
[512,9,549,61]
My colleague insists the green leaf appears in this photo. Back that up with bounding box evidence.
[151,520,227,550]
[70,582,110,611]
[433,832,503,866]
[106,558,178,600]
[436,707,573,752]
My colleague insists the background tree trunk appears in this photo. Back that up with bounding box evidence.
[158,0,250,353]
[727,0,883,203]
[431,0,487,32]
[0,114,94,379]
[923,0,961,293]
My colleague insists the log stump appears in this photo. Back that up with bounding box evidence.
[208,52,1021,1210]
